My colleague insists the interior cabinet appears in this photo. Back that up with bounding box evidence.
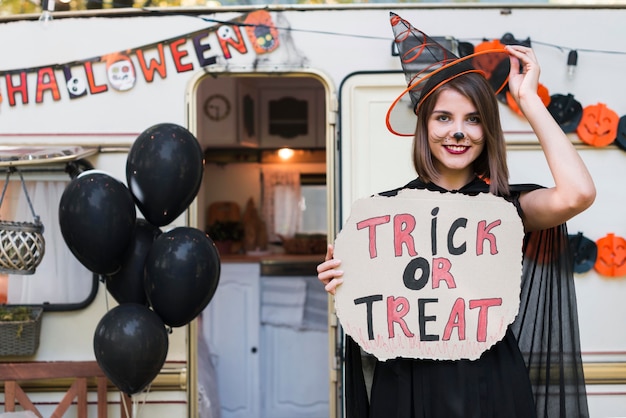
[198,76,325,150]
[261,322,329,417]
[202,263,329,418]
[198,77,239,147]
[202,263,261,418]
[259,88,319,149]
[238,79,259,148]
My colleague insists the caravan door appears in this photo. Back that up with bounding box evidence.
[338,71,414,222]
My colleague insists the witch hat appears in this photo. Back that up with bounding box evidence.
[386,12,512,136]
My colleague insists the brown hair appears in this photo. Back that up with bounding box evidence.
[412,72,510,196]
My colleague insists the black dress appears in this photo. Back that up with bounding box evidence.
[344,178,589,418]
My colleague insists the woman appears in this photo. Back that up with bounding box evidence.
[317,14,595,418]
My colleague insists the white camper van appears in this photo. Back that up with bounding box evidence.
[1,4,626,417]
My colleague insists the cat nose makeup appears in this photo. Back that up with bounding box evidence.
[453,132,465,140]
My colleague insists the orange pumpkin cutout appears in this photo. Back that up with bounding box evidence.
[506,83,550,116]
[594,233,626,277]
[576,103,619,147]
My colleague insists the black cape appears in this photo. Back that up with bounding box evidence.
[344,177,589,418]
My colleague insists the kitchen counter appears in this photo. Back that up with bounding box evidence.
[220,253,324,263]
[219,253,325,276]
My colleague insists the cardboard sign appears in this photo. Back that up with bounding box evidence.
[334,189,524,361]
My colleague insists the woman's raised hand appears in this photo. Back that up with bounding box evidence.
[505,45,540,108]
[504,45,595,231]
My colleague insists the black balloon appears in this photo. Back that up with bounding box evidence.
[126,123,204,227]
[94,303,169,395]
[105,219,162,306]
[145,227,220,327]
[59,171,137,275]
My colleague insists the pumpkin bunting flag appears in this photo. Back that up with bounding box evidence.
[547,94,583,134]
[576,103,620,147]
[614,116,626,151]
[475,33,623,149]
[492,33,623,276]
[568,232,626,279]
[594,233,626,278]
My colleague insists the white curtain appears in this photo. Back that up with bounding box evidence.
[6,180,93,305]
[198,315,222,418]
[261,168,301,242]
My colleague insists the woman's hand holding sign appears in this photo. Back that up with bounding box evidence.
[317,244,343,295]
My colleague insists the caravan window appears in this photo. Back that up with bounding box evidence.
[0,170,97,311]
[300,179,327,235]
[263,171,327,242]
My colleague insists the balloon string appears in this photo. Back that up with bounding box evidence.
[121,391,131,418]
[115,368,152,418]
[136,383,151,418]
[100,274,110,312]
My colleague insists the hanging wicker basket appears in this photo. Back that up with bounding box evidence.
[0,169,45,275]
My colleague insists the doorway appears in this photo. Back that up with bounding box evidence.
[190,71,336,418]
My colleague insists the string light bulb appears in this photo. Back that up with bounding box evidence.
[39,0,55,26]
[567,50,578,79]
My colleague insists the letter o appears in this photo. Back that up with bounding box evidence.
[403,257,430,290]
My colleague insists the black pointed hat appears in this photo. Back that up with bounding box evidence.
[386,12,512,136]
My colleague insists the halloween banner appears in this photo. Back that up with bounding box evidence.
[0,10,280,107]
[333,189,525,361]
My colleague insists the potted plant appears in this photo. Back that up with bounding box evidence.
[206,221,244,255]
[0,305,43,356]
